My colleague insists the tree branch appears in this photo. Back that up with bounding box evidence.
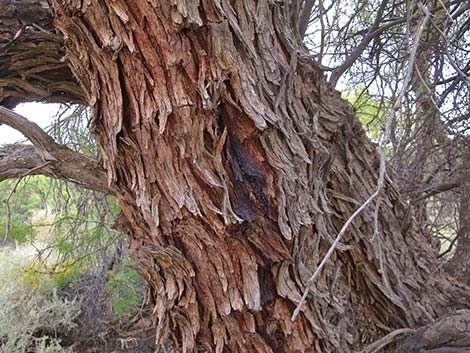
[328,0,389,87]
[0,144,111,194]
[299,0,315,38]
[0,106,55,149]
[0,106,110,194]
[411,178,461,203]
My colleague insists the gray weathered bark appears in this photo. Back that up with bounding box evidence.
[446,139,470,284]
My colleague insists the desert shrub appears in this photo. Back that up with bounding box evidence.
[62,272,112,344]
[34,337,73,353]
[21,258,80,291]
[105,260,143,320]
[0,250,79,353]
[0,287,79,353]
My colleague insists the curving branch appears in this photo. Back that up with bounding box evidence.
[0,144,110,194]
[0,106,56,149]
[0,106,110,194]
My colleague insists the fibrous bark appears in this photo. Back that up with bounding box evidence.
[0,0,84,107]
[446,139,470,283]
[2,1,470,352]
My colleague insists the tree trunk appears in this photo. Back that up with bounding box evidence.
[3,1,470,352]
[446,139,470,283]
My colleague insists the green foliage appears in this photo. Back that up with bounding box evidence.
[105,260,143,319]
[0,221,36,244]
[0,178,46,244]
[0,174,121,281]
[21,258,80,291]
[344,88,386,141]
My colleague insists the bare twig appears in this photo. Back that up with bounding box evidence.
[2,161,50,242]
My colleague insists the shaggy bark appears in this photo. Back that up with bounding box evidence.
[446,140,470,284]
[0,0,84,107]
[2,1,470,352]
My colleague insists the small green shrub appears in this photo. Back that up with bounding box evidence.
[0,250,79,353]
[105,260,143,319]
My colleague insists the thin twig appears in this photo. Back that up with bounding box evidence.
[356,328,415,353]
[3,162,51,243]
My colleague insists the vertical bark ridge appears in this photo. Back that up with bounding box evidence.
[49,1,470,352]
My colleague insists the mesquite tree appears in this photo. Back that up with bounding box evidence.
[1,1,470,352]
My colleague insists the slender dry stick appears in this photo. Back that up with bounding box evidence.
[356,328,415,353]
[291,5,431,321]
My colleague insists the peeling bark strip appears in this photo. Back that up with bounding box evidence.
[0,0,84,107]
[48,1,470,352]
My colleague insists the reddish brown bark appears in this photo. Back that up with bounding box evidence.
[2,1,470,352]
[0,0,84,107]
